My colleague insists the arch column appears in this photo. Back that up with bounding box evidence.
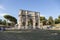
[25,11,28,29]
[18,11,22,29]
[33,12,36,29]
[38,13,40,29]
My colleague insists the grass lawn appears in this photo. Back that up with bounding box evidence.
[0,30,60,40]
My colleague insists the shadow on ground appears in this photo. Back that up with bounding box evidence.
[0,30,60,40]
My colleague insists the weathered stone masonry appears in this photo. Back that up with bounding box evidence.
[18,10,40,29]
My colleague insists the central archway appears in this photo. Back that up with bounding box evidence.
[28,19,33,29]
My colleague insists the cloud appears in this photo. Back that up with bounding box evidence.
[0,13,9,16]
[40,14,48,19]
[0,13,10,19]
[0,5,5,10]
[40,14,45,16]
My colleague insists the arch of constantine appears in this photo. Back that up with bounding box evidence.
[18,10,40,29]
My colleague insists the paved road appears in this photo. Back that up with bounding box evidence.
[0,30,60,40]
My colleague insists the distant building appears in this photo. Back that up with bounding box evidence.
[18,10,40,29]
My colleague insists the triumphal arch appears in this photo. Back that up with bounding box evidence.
[18,10,40,29]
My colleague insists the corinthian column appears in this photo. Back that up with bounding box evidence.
[33,12,36,29]
[38,12,40,29]
[25,11,28,29]
[18,10,22,29]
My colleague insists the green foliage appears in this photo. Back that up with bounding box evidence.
[55,15,60,24]
[0,19,7,26]
[55,18,58,24]
[40,16,46,21]
[48,16,54,25]
[2,20,6,25]
[40,16,47,25]
[58,15,60,19]
[4,15,17,24]
[43,20,47,25]
[0,19,2,24]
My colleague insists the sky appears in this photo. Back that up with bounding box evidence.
[0,0,60,20]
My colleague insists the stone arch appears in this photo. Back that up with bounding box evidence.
[28,19,33,29]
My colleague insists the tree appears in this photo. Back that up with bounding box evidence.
[2,20,6,25]
[40,16,47,25]
[48,16,54,26]
[58,15,60,19]
[55,15,60,24]
[40,16,46,21]
[4,15,17,26]
[0,19,2,24]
